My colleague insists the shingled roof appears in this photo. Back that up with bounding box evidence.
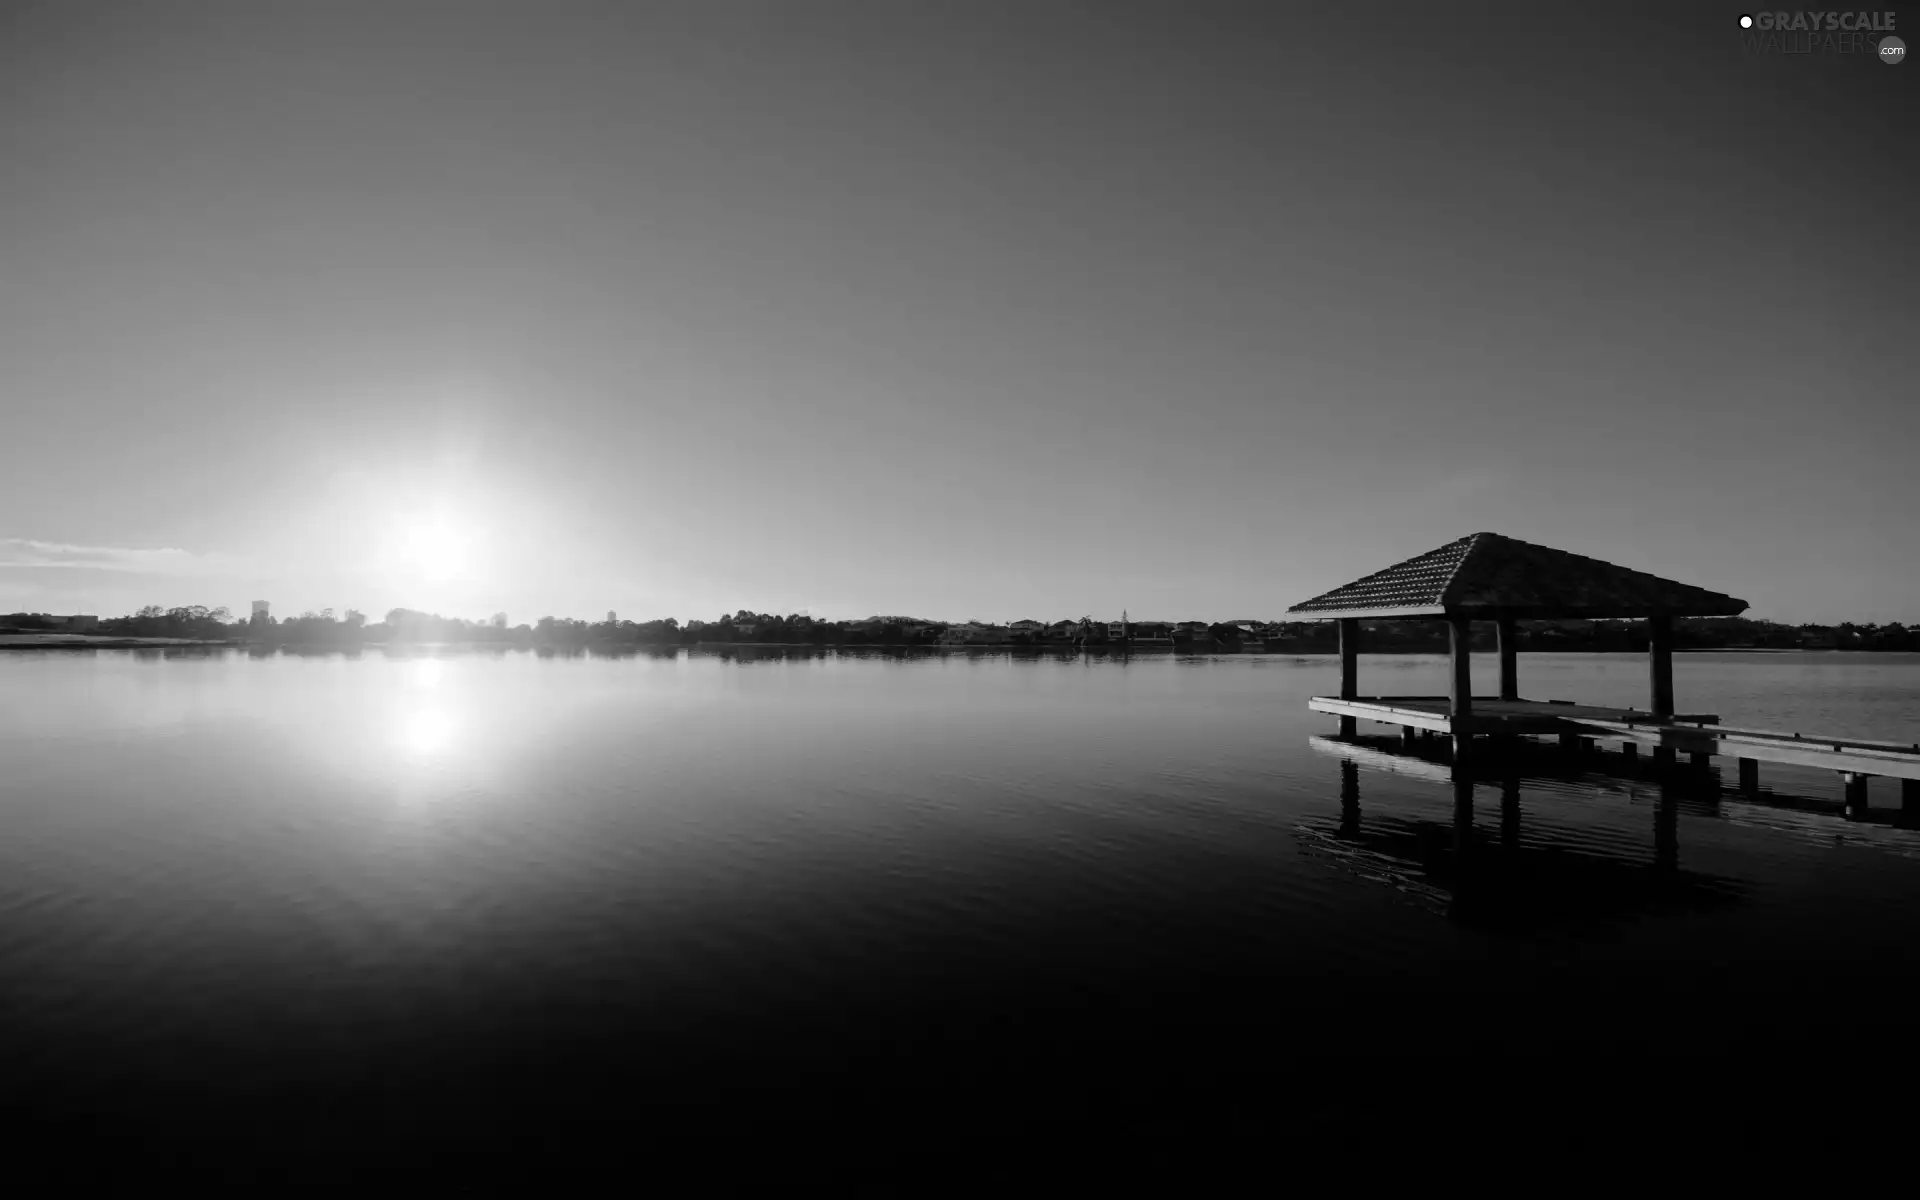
[1286,533,1748,620]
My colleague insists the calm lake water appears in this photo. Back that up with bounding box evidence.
[4,647,1920,1153]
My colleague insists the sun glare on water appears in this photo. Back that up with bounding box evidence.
[393,660,457,759]
[397,708,457,756]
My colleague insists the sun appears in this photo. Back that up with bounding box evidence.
[395,514,473,583]
[365,489,497,601]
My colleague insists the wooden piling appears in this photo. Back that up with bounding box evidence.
[1903,779,1920,828]
[1339,759,1360,837]
[1655,781,1679,874]
[1738,757,1759,794]
[1500,776,1521,850]
[1652,745,1676,766]
[1843,772,1870,820]
[1558,731,1580,751]
[1496,613,1519,703]
[1451,767,1475,863]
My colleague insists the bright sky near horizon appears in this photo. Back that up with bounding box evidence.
[3,3,1913,625]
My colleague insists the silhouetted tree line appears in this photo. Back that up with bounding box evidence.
[1264,617,1920,652]
[530,611,945,647]
[4,609,1916,652]
[101,605,237,639]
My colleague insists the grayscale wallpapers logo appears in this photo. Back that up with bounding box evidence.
[1736,11,1905,60]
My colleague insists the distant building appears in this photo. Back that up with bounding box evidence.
[607,610,617,624]
[251,600,270,619]
[43,614,99,631]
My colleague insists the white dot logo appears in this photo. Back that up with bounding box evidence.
[1881,36,1907,64]
[1739,14,1753,28]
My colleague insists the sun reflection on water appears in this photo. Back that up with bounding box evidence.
[396,708,457,757]
[392,659,458,760]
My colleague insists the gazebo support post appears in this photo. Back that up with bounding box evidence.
[1337,618,1359,737]
[1447,616,1472,718]
[1648,613,1675,719]
[1448,615,1472,761]
[1496,613,1519,702]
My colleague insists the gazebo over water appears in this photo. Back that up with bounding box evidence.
[1287,533,1749,752]
[1288,532,1920,816]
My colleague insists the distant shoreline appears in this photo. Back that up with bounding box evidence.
[0,634,240,649]
[3,634,1911,656]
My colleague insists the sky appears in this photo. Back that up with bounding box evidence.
[2,2,1913,625]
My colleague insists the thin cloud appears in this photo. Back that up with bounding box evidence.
[0,538,243,575]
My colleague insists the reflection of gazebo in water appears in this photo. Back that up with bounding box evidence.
[1304,735,1746,931]
[1287,532,1748,761]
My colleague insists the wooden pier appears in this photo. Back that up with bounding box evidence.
[1288,533,1920,820]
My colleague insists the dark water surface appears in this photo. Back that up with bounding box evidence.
[4,648,1919,1164]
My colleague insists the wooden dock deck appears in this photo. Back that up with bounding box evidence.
[1311,693,1920,819]
[1308,695,1720,737]
[1308,694,1920,781]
